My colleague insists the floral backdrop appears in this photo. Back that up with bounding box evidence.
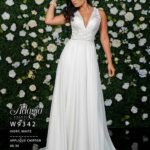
[0,0,149,129]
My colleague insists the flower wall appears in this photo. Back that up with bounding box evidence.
[0,0,149,128]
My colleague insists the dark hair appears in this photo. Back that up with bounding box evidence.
[61,0,92,23]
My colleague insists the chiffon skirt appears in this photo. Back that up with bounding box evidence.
[39,39,116,150]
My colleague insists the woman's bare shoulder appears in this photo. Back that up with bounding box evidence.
[97,7,107,19]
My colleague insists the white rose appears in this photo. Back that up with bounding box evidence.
[9,70,16,78]
[10,23,17,31]
[48,95,53,101]
[142,113,148,120]
[35,0,44,5]
[29,32,37,38]
[55,27,62,34]
[33,62,40,69]
[131,106,138,114]
[111,32,118,38]
[120,50,124,55]
[39,102,44,108]
[121,3,126,9]
[133,24,140,31]
[116,73,123,80]
[133,64,140,70]
[20,4,28,11]
[114,57,119,64]
[139,16,145,21]
[124,56,131,63]
[138,69,147,78]
[16,78,22,84]
[29,84,36,91]
[125,12,134,21]
[47,54,54,61]
[116,20,124,27]
[19,30,26,36]
[21,48,29,56]
[1,12,10,20]
[5,0,14,6]
[6,33,14,41]
[122,82,129,89]
[128,43,135,50]
[127,0,132,2]
[107,4,113,8]
[45,26,52,32]
[47,44,57,53]
[38,28,44,33]
[138,38,147,46]
[1,23,8,31]
[140,86,147,92]
[43,75,52,84]
[32,96,37,100]
[127,31,135,39]
[111,39,121,48]
[107,120,112,126]
[119,10,126,16]
[31,10,37,15]
[31,41,38,48]
[140,0,146,3]
[28,20,37,28]
[6,56,12,64]
[42,38,49,43]
[52,30,60,39]
[64,38,69,45]
[125,121,130,126]
[101,84,106,90]
[145,48,150,55]
[141,96,147,102]
[18,90,25,98]
[139,57,146,63]
[6,103,13,109]
[46,117,49,122]
[115,94,123,102]
[134,3,141,10]
[23,14,28,18]
[12,62,20,68]
[110,7,118,15]
[104,99,112,106]
[108,20,113,27]
[22,59,30,66]
[136,33,144,39]
[0,88,7,94]
[104,73,109,78]
[140,23,147,30]
[141,9,147,16]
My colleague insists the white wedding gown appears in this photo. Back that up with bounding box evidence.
[39,7,116,150]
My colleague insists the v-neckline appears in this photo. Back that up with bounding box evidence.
[77,7,95,29]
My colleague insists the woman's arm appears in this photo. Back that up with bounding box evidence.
[99,9,112,64]
[45,3,66,25]
[99,8,115,77]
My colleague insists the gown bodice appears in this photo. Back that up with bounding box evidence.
[70,7,101,42]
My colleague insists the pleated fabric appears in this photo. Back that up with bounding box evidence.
[39,7,116,150]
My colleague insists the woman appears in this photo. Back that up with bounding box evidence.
[40,0,116,149]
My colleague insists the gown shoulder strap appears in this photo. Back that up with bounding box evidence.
[99,7,104,10]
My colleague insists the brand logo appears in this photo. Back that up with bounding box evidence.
[10,103,43,119]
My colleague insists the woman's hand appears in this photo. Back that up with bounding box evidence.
[107,63,115,77]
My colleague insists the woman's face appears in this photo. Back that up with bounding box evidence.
[71,0,86,7]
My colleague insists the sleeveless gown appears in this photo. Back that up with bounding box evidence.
[39,7,117,150]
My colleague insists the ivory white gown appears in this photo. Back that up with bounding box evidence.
[40,7,116,150]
